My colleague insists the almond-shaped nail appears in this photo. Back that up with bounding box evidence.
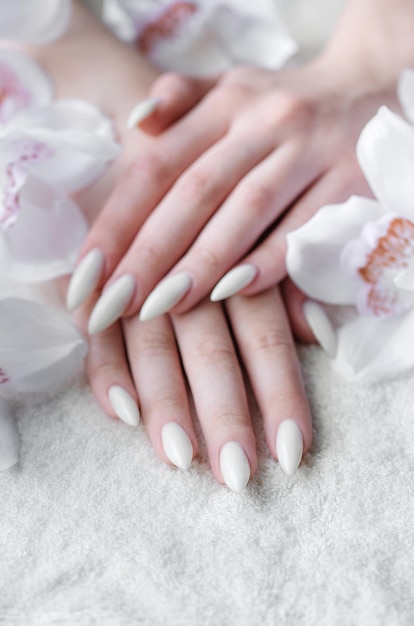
[276,420,303,476]
[210,264,257,302]
[0,398,19,471]
[108,385,140,426]
[127,97,160,129]
[66,249,105,311]
[161,422,193,469]
[219,442,250,493]
[303,300,337,357]
[88,274,135,334]
[139,272,192,322]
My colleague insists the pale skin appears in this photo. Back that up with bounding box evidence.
[68,0,414,335]
[29,1,312,488]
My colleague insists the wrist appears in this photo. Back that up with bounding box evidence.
[314,0,414,93]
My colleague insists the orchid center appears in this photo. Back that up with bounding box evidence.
[343,215,414,317]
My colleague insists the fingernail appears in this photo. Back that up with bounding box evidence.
[139,272,192,322]
[210,264,257,301]
[303,300,337,357]
[66,248,105,311]
[0,398,19,471]
[88,274,135,334]
[276,420,303,475]
[161,422,193,470]
[108,385,140,426]
[127,98,160,129]
[219,442,250,493]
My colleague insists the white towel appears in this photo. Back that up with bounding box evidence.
[1,345,414,625]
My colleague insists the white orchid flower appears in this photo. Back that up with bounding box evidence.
[0,296,88,470]
[0,49,120,283]
[286,69,414,383]
[103,0,297,75]
[0,0,71,44]
[0,297,87,394]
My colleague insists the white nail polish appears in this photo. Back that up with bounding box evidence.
[303,300,337,357]
[66,249,105,311]
[88,274,135,335]
[127,98,160,129]
[139,272,192,322]
[0,398,19,471]
[276,420,303,476]
[108,385,140,427]
[161,422,193,470]
[219,442,250,493]
[210,264,257,302]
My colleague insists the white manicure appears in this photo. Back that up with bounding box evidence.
[276,420,303,476]
[108,385,140,427]
[210,264,257,302]
[219,442,250,493]
[66,249,105,311]
[303,300,337,357]
[139,272,192,322]
[0,398,19,471]
[127,98,160,129]
[88,274,135,334]
[161,422,193,470]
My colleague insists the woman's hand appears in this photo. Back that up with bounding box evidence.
[76,286,312,492]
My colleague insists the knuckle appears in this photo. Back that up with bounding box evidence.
[174,167,211,202]
[209,406,248,429]
[136,329,175,357]
[135,239,162,271]
[194,337,236,366]
[128,151,171,186]
[88,358,125,382]
[150,392,187,415]
[242,181,274,219]
[196,246,223,273]
[269,92,316,130]
[249,327,295,356]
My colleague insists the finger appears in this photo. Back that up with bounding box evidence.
[130,72,218,135]
[69,89,234,321]
[119,125,278,320]
[226,287,312,475]
[73,299,140,428]
[213,159,371,300]
[139,135,322,319]
[123,313,197,470]
[282,278,338,358]
[172,299,257,492]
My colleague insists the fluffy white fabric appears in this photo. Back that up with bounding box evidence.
[2,347,414,625]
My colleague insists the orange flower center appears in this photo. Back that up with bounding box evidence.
[357,217,414,316]
[137,2,198,55]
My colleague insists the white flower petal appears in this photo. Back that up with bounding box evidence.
[286,196,385,304]
[6,99,120,192]
[0,50,52,124]
[333,307,414,383]
[0,398,19,471]
[0,297,87,393]
[1,177,88,283]
[398,68,414,126]
[0,0,71,43]
[103,0,296,75]
[357,106,414,218]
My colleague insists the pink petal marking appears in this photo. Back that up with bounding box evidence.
[136,2,198,55]
[0,62,31,124]
[0,367,10,385]
[357,217,414,316]
[0,139,53,229]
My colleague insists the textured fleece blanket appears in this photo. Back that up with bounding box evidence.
[1,346,414,625]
